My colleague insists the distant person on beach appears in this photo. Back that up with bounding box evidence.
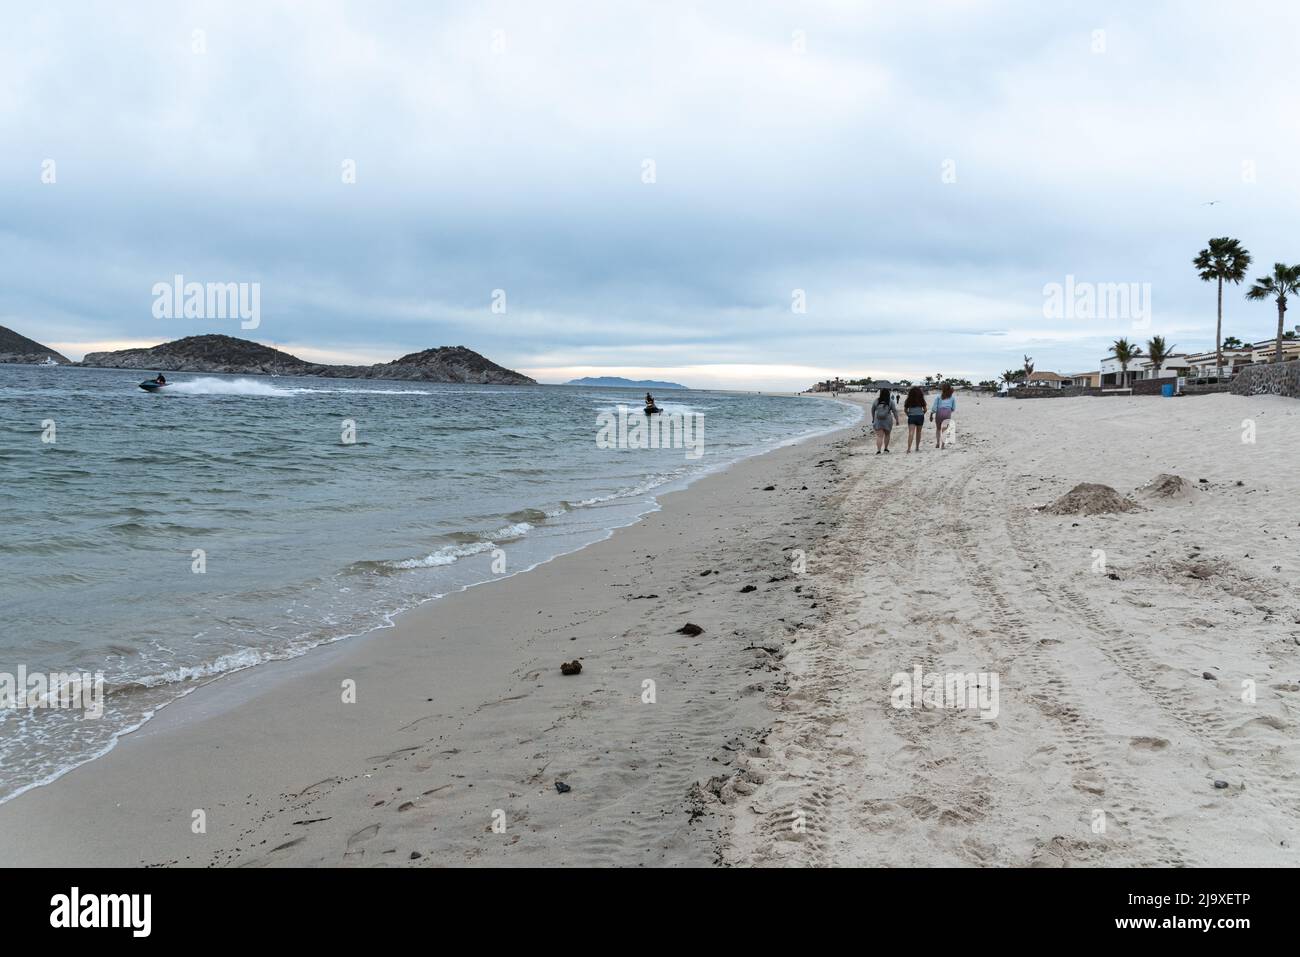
[931,383,956,449]
[903,386,927,452]
[870,387,900,454]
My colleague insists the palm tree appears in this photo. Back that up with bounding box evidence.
[1193,237,1252,377]
[1145,335,1176,378]
[1112,338,1142,387]
[1223,335,1244,350]
[1001,369,1018,390]
[1022,355,1034,383]
[1246,264,1300,362]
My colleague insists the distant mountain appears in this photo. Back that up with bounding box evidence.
[0,325,71,364]
[567,376,687,389]
[79,335,535,384]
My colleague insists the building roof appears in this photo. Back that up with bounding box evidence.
[1185,349,1252,361]
[1027,371,1067,381]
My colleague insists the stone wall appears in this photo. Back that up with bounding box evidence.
[1230,361,1300,397]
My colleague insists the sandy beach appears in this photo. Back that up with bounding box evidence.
[2,392,1297,867]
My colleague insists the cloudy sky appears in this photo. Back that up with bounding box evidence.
[4,1,1300,389]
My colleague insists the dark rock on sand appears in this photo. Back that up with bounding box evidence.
[560,660,582,675]
[1213,780,1229,789]
[555,781,571,794]
[1203,671,1217,680]
[762,485,776,491]
[740,585,757,593]
[677,623,704,636]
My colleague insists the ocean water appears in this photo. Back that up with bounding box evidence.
[0,364,859,802]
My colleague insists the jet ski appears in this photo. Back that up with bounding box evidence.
[139,380,168,392]
[644,405,662,415]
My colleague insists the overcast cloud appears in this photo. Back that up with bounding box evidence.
[3,1,1299,389]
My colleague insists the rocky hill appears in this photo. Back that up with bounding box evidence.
[78,335,535,384]
[0,325,72,364]
[81,335,313,375]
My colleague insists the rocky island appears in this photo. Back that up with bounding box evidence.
[0,325,71,364]
[78,335,535,384]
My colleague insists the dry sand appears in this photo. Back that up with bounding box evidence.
[2,391,1297,867]
[729,392,1300,866]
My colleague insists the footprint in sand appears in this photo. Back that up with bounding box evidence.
[346,823,381,850]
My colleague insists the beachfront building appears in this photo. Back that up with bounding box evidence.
[1099,352,1138,388]
[1184,348,1254,379]
[1136,354,1192,380]
[1023,371,1069,389]
[1250,337,1300,364]
[1070,371,1100,388]
[1100,352,1190,387]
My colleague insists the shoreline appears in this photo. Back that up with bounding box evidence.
[0,394,867,866]
[6,391,1296,867]
[0,370,858,809]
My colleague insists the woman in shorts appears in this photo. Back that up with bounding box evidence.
[931,383,957,449]
[903,386,927,452]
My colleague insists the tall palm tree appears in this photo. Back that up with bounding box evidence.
[1001,369,1018,389]
[1246,264,1300,362]
[1145,335,1176,378]
[1022,355,1034,383]
[1193,237,1252,377]
[1112,338,1142,387]
[1223,335,1244,350]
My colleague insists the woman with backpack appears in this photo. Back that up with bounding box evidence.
[870,387,900,454]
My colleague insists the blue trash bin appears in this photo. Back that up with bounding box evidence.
[1161,383,1174,397]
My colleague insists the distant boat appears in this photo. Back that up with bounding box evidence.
[38,356,58,366]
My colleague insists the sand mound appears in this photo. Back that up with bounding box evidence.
[1040,483,1139,516]
[1136,473,1198,502]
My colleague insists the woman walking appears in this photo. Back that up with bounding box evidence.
[931,383,957,449]
[871,387,900,454]
[903,386,927,452]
